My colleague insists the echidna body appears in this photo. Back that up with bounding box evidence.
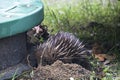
[36,31,91,70]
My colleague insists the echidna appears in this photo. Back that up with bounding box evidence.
[35,31,92,70]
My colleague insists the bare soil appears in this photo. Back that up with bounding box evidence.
[32,60,91,80]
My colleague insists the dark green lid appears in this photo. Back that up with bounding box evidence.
[0,0,44,38]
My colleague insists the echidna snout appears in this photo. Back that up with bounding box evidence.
[35,31,92,70]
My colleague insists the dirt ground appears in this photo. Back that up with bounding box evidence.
[32,60,91,80]
[17,60,91,80]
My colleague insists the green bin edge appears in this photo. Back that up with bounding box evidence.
[0,1,44,39]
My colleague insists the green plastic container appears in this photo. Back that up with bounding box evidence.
[0,0,44,39]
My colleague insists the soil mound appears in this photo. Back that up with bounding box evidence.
[32,60,91,80]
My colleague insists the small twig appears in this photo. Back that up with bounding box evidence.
[27,55,36,69]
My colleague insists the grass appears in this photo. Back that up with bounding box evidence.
[42,0,120,53]
[11,68,18,80]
